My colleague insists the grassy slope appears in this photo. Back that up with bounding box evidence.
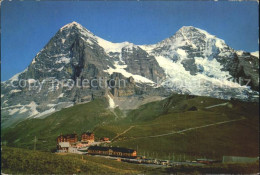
[110,118,258,160]
[1,146,161,174]
[2,94,259,160]
[2,146,259,174]
[96,95,259,160]
[1,98,117,151]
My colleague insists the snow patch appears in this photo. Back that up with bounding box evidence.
[97,37,137,54]
[56,57,70,64]
[52,53,69,58]
[176,48,187,57]
[47,104,56,107]
[251,51,259,58]
[80,37,94,45]
[10,73,21,82]
[57,66,64,71]
[1,103,22,110]
[32,58,36,64]
[9,68,28,82]
[215,39,225,49]
[154,55,245,96]
[28,101,39,117]
[28,79,37,84]
[19,106,28,114]
[196,28,215,39]
[58,93,64,98]
[34,108,55,118]
[8,108,20,115]
[138,45,156,54]
[195,57,231,79]
[10,89,22,93]
[236,50,244,56]
[104,61,154,84]
[107,94,116,108]
[60,21,84,31]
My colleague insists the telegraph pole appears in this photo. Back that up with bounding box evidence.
[34,136,37,151]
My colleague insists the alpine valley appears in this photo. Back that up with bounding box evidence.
[1,22,259,162]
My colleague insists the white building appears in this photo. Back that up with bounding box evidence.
[57,142,70,153]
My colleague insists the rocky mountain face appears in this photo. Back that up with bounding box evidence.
[140,26,259,99]
[1,22,259,128]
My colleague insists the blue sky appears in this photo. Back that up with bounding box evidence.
[1,1,259,81]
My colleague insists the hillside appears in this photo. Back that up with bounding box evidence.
[1,98,117,151]
[96,94,259,160]
[2,147,259,174]
[1,146,161,174]
[2,93,259,160]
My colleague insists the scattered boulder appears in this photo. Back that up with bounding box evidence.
[188,106,198,111]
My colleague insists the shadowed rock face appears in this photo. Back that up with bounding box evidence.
[233,53,259,91]
[121,47,165,82]
[1,22,259,127]
[1,22,167,127]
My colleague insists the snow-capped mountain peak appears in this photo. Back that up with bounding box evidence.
[179,26,215,38]
[140,26,231,62]
[60,21,86,31]
[59,22,138,56]
[251,51,259,58]
[59,21,97,42]
[170,26,228,51]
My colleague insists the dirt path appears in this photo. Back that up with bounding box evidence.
[147,117,245,138]
[111,126,135,141]
[114,117,246,142]
[110,109,120,119]
[205,102,229,109]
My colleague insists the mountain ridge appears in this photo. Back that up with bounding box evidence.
[1,21,259,128]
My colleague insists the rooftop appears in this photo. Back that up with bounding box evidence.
[82,132,94,136]
[59,142,70,148]
[88,146,136,153]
